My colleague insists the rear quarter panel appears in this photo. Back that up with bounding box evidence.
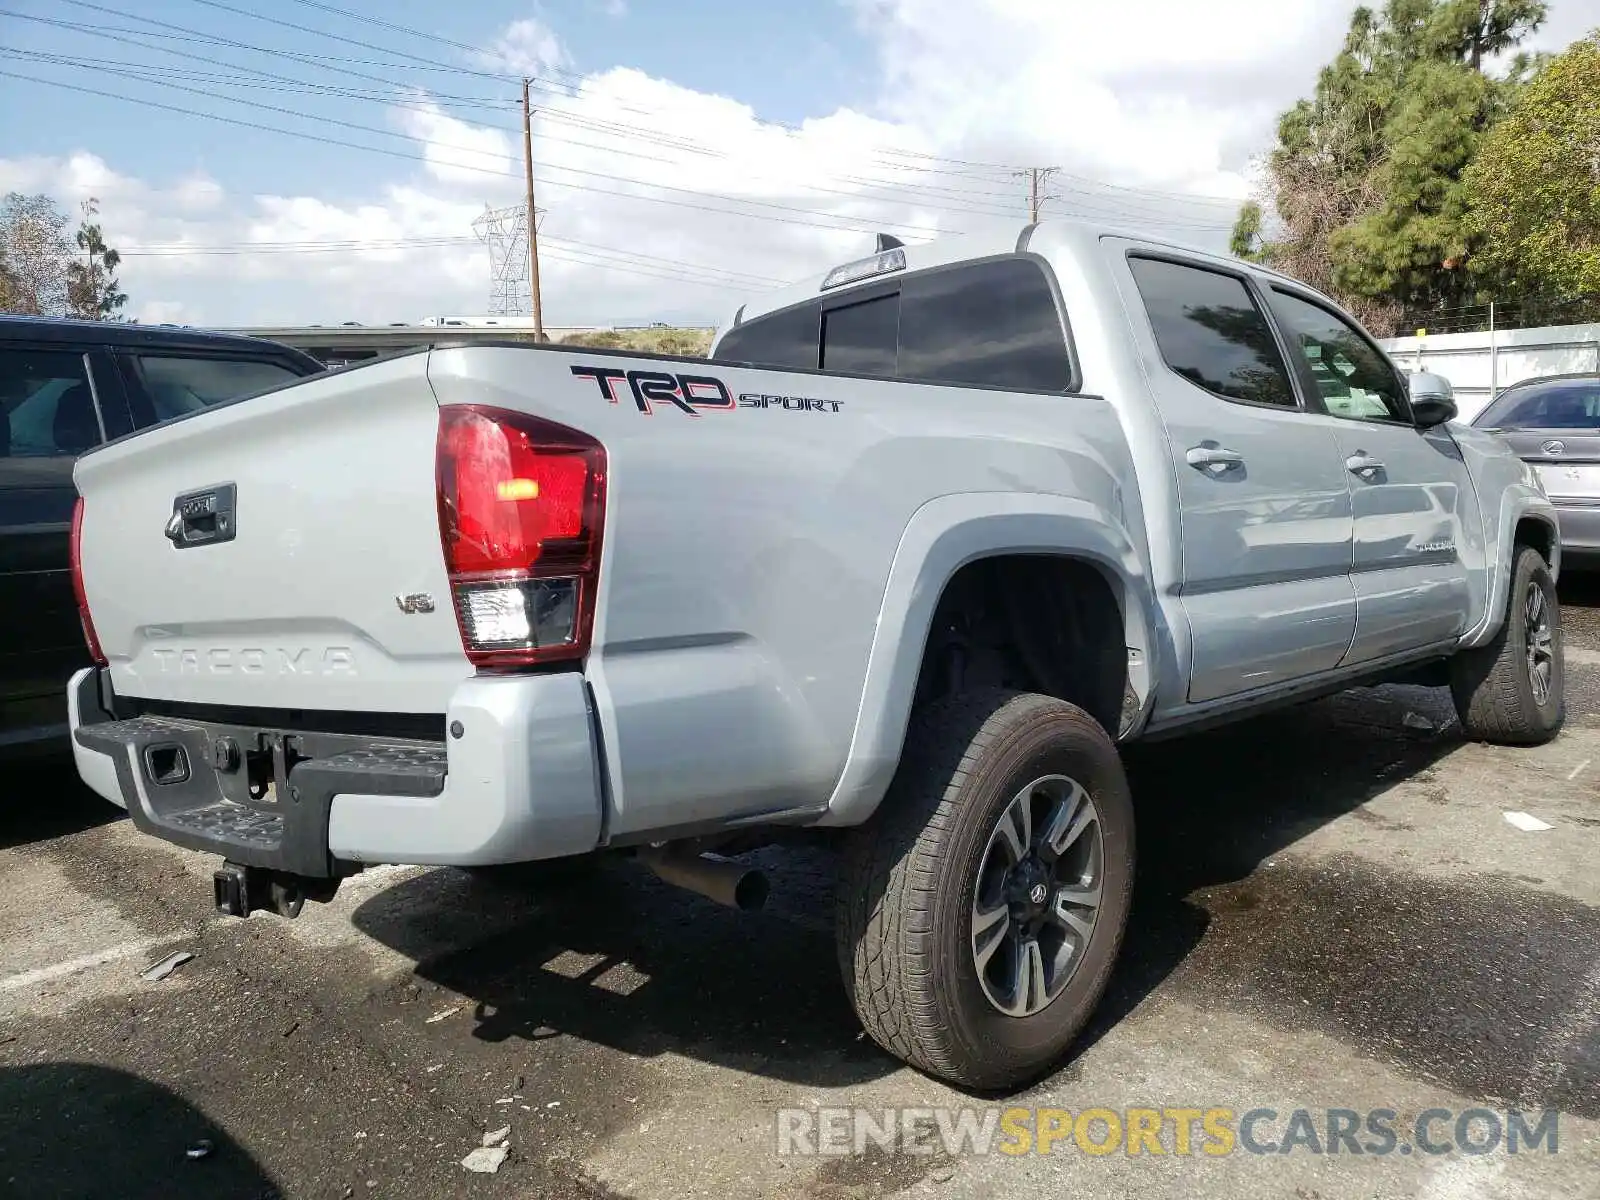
[427,346,1146,837]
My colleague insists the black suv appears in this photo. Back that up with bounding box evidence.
[1,317,323,747]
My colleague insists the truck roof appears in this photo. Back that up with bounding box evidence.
[723,217,1275,331]
[0,314,316,361]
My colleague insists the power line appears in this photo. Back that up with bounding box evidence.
[0,42,1233,234]
[0,65,959,240]
[178,0,513,80]
[16,3,1244,222]
[53,0,1244,208]
[56,233,786,291]
[1014,167,1059,223]
[281,0,592,86]
[0,8,518,110]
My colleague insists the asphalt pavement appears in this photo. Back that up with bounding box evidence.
[2,578,1597,1200]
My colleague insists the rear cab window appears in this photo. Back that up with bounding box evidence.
[713,304,819,371]
[713,256,1074,392]
[1127,255,1297,409]
[124,354,307,426]
[820,295,899,374]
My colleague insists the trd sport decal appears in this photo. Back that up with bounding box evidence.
[570,365,842,416]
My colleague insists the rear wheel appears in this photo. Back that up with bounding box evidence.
[836,689,1134,1090]
[1450,544,1564,745]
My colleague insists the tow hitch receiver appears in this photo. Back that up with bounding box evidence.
[213,861,340,918]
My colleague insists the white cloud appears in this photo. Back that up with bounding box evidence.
[11,0,1571,328]
[483,17,570,77]
[136,299,190,325]
[392,100,519,187]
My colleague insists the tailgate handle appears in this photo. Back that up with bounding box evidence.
[166,483,238,549]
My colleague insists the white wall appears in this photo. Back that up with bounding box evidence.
[1380,322,1600,421]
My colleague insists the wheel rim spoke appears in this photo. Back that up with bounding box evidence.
[1051,882,1101,940]
[972,901,1010,972]
[1524,582,1557,706]
[971,773,1105,1020]
[996,793,1030,864]
[1001,938,1049,1017]
[1039,781,1095,861]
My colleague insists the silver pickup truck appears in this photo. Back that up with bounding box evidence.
[68,221,1562,1089]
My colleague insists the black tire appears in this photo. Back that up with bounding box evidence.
[1450,544,1564,745]
[835,688,1135,1091]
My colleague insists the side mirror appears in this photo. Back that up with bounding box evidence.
[1408,372,1457,429]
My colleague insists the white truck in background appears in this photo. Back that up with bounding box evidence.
[68,221,1561,1089]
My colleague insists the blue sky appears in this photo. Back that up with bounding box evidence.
[1,0,1594,327]
[1,0,879,202]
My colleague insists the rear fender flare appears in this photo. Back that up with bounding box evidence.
[818,492,1157,827]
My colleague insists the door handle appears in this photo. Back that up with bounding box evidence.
[1345,453,1385,480]
[1186,445,1245,474]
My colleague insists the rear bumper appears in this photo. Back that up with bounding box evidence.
[68,667,605,877]
[1554,501,1600,561]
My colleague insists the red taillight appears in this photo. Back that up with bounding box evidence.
[436,405,606,669]
[70,496,107,666]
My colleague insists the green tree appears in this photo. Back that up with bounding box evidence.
[66,198,127,321]
[1229,201,1264,261]
[1237,0,1546,333]
[1464,31,1600,297]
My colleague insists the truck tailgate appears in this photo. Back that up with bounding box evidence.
[73,353,471,714]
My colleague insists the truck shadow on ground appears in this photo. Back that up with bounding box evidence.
[353,844,892,1089]
[353,682,1477,1095]
[0,1062,282,1198]
[0,750,122,852]
[1085,681,1465,1051]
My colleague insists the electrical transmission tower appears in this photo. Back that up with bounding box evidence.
[472,203,543,316]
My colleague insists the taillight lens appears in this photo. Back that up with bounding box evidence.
[70,496,107,666]
[436,406,606,669]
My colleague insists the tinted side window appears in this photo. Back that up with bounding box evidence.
[1266,289,1409,422]
[821,294,899,375]
[898,258,1072,390]
[1130,257,1296,408]
[0,348,100,458]
[131,355,304,424]
[713,303,819,371]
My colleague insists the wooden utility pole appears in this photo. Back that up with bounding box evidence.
[521,78,545,341]
[1015,166,1059,223]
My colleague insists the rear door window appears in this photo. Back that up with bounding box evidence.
[1129,256,1297,408]
[0,348,102,457]
[713,303,819,371]
[897,258,1072,390]
[820,293,899,375]
[127,354,304,425]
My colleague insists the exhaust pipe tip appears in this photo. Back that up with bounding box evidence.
[731,867,770,912]
[641,848,769,911]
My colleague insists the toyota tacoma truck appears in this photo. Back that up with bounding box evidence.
[67,221,1562,1090]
